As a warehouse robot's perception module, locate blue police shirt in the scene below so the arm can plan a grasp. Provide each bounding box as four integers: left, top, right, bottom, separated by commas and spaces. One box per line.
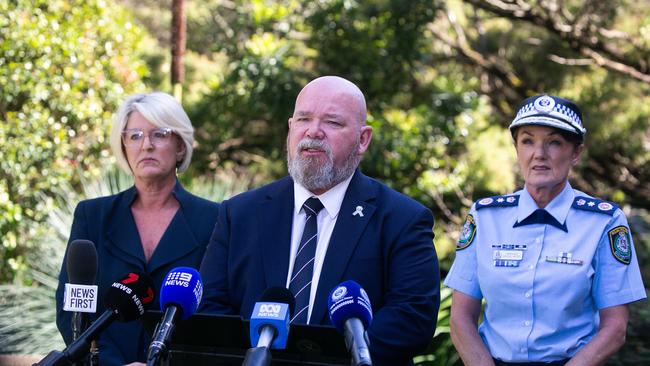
444, 182, 646, 362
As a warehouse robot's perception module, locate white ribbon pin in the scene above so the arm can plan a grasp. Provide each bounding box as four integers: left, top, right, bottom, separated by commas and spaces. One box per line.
353, 206, 364, 217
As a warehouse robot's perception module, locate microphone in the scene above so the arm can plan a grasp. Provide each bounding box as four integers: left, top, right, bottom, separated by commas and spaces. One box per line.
146, 267, 202, 366
62, 240, 98, 342
35, 272, 155, 366
328, 280, 373, 366
242, 287, 295, 366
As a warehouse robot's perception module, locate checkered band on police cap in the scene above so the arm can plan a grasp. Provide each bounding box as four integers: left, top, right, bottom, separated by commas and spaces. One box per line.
509, 95, 586, 138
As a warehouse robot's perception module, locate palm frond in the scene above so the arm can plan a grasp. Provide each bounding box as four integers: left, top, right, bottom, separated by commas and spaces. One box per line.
0, 167, 238, 355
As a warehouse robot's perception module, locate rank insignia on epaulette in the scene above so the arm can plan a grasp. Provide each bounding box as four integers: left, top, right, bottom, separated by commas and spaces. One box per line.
572, 196, 618, 216
456, 214, 476, 250
608, 226, 632, 265
476, 195, 519, 210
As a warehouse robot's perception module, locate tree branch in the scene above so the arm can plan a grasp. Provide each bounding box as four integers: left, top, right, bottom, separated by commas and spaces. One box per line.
464, 0, 650, 84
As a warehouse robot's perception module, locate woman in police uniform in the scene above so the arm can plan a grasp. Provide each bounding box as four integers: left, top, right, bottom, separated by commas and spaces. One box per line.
445, 94, 646, 365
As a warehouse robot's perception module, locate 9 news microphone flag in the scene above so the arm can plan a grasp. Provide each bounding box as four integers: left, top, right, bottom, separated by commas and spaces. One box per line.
147, 267, 203, 366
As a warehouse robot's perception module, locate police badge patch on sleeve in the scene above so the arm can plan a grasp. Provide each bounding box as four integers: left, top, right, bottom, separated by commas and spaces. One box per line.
608, 226, 632, 265
457, 214, 476, 250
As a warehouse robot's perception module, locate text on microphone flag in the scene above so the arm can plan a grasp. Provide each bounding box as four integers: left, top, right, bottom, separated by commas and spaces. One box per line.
254, 302, 288, 318
63, 284, 98, 313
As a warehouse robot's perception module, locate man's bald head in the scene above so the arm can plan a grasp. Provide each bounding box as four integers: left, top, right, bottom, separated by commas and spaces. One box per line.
287, 75, 373, 194
294, 76, 367, 125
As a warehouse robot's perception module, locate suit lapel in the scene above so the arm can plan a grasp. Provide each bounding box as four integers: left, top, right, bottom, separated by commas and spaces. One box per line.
310, 171, 377, 324
105, 187, 146, 268
259, 177, 295, 288
105, 182, 201, 273
147, 209, 199, 273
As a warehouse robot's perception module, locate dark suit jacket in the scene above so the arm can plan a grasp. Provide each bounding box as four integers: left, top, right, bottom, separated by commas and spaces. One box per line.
56, 181, 219, 366
199, 171, 440, 365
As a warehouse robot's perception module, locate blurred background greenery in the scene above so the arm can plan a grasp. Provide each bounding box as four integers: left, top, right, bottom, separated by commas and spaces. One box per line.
1, 0, 648, 364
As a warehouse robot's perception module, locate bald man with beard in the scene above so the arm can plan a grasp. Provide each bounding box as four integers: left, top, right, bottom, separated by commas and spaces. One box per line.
200, 76, 440, 365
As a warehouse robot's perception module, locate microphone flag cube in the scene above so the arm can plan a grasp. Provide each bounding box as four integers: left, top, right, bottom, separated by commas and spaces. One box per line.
250, 302, 290, 349
160, 267, 203, 320
63, 284, 98, 313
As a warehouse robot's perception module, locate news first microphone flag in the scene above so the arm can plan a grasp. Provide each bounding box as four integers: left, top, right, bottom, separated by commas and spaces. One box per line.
35, 272, 155, 366
63, 239, 99, 314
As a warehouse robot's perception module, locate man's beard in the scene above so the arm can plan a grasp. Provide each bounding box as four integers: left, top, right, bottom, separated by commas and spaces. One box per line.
287, 138, 361, 192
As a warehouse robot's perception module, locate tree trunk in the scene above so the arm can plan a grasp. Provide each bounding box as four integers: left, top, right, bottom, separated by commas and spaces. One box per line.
171, 0, 186, 101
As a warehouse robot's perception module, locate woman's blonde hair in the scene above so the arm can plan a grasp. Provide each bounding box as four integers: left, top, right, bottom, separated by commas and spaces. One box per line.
110, 92, 194, 173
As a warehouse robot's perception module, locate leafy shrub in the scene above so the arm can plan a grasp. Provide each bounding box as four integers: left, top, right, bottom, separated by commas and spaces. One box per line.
0, 0, 147, 282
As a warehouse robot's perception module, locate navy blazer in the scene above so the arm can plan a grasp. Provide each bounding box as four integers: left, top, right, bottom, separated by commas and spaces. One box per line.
56, 181, 219, 365
200, 171, 440, 365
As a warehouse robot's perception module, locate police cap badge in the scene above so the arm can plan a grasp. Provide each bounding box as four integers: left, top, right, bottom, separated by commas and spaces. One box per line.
509, 94, 586, 140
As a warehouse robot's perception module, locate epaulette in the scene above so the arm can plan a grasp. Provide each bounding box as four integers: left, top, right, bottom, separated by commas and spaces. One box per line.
572, 196, 618, 216
475, 195, 519, 210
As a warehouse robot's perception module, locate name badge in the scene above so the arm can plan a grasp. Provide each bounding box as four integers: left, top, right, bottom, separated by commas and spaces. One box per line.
492, 244, 527, 267
493, 250, 524, 261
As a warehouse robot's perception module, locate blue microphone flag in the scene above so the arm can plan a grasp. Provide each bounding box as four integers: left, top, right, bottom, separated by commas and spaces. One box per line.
159, 267, 202, 320
250, 301, 290, 349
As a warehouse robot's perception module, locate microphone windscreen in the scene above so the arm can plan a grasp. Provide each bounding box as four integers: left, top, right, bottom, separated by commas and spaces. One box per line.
159, 267, 202, 320
259, 287, 296, 317
105, 272, 155, 322
66, 239, 98, 285
327, 280, 373, 333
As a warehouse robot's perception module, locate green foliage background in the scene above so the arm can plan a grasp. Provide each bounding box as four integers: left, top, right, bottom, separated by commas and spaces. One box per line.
0, 0, 148, 280
1, 0, 649, 363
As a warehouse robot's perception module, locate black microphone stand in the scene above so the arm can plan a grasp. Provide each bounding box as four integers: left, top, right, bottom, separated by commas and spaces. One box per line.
33, 311, 116, 366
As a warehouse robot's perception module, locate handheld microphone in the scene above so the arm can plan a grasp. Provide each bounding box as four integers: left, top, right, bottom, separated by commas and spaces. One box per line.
35, 272, 155, 366
241, 287, 295, 366
328, 280, 373, 366
146, 267, 202, 366
63, 239, 99, 341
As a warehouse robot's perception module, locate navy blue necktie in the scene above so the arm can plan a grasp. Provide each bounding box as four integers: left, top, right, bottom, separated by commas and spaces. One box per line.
289, 197, 324, 323
513, 208, 568, 232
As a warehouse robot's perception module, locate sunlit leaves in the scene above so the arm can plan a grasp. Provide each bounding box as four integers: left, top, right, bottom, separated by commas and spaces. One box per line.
0, 0, 147, 281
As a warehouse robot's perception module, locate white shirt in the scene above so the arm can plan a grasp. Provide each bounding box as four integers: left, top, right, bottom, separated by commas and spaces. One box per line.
286, 175, 354, 323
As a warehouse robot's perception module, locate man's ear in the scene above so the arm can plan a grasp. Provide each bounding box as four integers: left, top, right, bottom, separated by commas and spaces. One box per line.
357, 126, 373, 155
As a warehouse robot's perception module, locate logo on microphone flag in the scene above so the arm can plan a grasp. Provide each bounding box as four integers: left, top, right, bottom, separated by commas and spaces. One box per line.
255, 302, 286, 318
331, 285, 348, 301
63, 283, 98, 313
164, 270, 194, 288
